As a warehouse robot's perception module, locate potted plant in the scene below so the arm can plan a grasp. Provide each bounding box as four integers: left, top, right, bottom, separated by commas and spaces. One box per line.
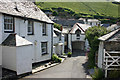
67, 52, 72, 57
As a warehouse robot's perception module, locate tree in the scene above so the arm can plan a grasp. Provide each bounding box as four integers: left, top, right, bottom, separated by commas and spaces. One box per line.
85, 26, 108, 68
54, 23, 61, 31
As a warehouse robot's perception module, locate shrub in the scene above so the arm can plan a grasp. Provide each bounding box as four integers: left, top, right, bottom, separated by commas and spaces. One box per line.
52, 54, 62, 63
92, 67, 104, 80
67, 52, 72, 57
63, 53, 66, 56
54, 23, 61, 31
108, 70, 120, 78
85, 26, 108, 68
52, 11, 58, 16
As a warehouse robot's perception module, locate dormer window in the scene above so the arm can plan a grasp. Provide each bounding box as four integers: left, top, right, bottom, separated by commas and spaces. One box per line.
28, 20, 34, 35
4, 15, 14, 33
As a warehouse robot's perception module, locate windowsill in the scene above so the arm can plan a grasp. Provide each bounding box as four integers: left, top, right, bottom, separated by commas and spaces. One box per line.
42, 34, 48, 36
42, 53, 49, 56
27, 33, 34, 35
4, 31, 14, 33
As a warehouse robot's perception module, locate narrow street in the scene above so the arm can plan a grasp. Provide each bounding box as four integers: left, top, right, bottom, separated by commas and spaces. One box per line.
24, 50, 89, 78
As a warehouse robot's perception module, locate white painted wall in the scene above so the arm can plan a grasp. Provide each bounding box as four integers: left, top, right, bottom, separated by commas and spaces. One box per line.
68, 34, 72, 50
85, 39, 89, 50
98, 41, 104, 68
68, 33, 89, 51
61, 36, 64, 53
0, 14, 2, 66
87, 21, 101, 27
2, 45, 33, 75
53, 34, 64, 55
0, 45, 2, 66
16, 45, 33, 75
2, 46, 17, 71
71, 34, 85, 41
53, 46, 56, 54
53, 37, 59, 45
1, 14, 52, 63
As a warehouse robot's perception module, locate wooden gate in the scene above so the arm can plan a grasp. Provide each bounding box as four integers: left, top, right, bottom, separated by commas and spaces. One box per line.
103, 49, 120, 77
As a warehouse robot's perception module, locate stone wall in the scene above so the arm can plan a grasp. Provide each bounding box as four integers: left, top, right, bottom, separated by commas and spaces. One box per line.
105, 41, 120, 51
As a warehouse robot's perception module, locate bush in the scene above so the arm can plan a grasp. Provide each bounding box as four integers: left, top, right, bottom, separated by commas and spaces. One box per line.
54, 23, 61, 31
85, 26, 108, 68
63, 53, 66, 56
52, 54, 62, 63
52, 11, 58, 16
108, 70, 120, 78
67, 52, 72, 57
92, 67, 104, 80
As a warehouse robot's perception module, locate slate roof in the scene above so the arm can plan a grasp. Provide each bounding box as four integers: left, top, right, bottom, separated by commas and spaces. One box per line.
62, 27, 71, 34
107, 24, 120, 31
98, 28, 120, 41
53, 19, 84, 27
70, 23, 91, 34
0, 1, 54, 24
2, 34, 33, 47
101, 24, 110, 28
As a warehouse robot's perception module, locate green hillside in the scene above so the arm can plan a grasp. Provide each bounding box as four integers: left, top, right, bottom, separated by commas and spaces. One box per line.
36, 2, 119, 17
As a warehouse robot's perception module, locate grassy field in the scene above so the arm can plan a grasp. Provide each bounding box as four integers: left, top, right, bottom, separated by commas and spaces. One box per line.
36, 2, 119, 17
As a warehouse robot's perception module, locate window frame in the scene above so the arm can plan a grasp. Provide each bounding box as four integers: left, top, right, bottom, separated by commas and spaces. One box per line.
75, 29, 81, 40
4, 15, 14, 33
42, 23, 47, 36
41, 42, 48, 55
27, 20, 34, 35
76, 33, 80, 40
90, 22, 92, 25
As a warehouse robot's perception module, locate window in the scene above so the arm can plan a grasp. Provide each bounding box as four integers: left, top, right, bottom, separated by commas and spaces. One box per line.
42, 23, 47, 35
41, 42, 47, 55
75, 29, 81, 40
76, 34, 80, 39
28, 20, 34, 35
4, 15, 14, 32
90, 22, 92, 25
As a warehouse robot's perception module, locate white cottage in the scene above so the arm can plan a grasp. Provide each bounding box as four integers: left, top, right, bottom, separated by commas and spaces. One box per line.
62, 23, 91, 52
53, 28, 64, 55
79, 18, 101, 27
0, 1, 54, 75
85, 19, 101, 27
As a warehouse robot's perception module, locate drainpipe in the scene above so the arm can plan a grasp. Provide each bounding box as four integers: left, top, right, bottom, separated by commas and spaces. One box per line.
51, 24, 53, 59
71, 33, 72, 52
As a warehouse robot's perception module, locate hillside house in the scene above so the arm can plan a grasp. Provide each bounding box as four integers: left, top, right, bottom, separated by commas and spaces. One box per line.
79, 18, 101, 27
98, 28, 120, 77
53, 19, 84, 28
62, 23, 91, 52
107, 22, 120, 31
53, 28, 64, 55
0, 1, 54, 75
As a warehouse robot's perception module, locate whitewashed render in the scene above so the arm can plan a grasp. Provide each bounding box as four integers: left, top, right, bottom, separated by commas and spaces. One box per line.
0, 1, 54, 75
86, 19, 101, 27
53, 28, 64, 55
1, 14, 53, 63
69, 23, 91, 51
0, 14, 2, 66
2, 34, 33, 75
